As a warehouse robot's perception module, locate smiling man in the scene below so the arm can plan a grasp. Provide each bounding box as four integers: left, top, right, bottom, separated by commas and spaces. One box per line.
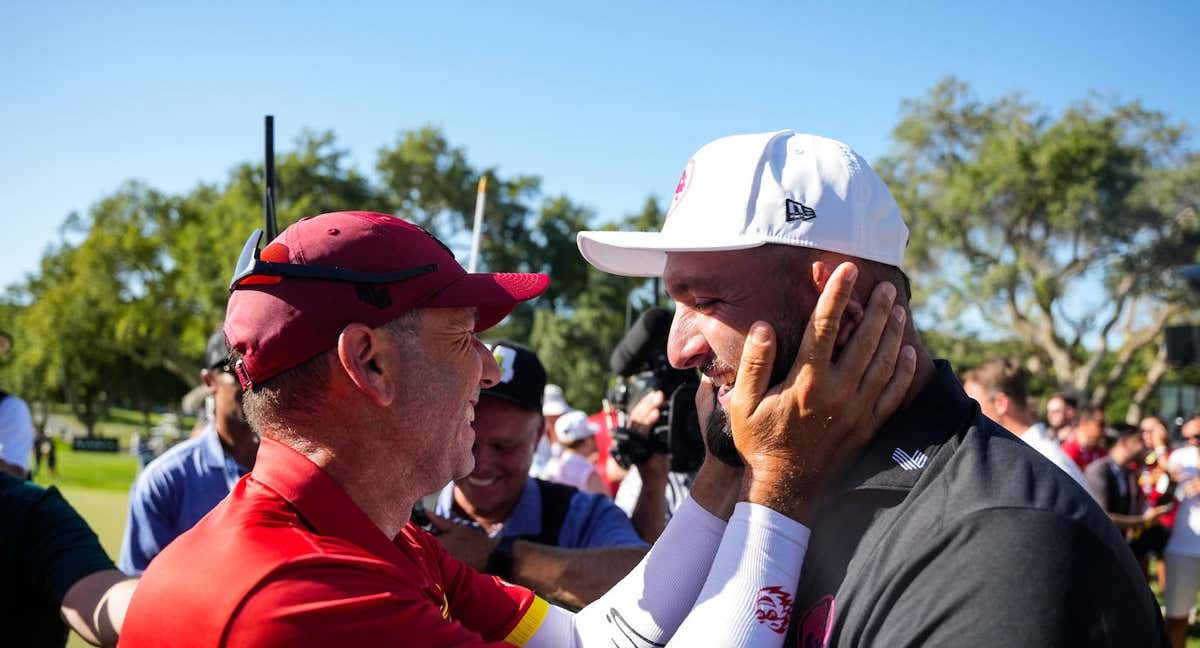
433, 341, 648, 608
118, 210, 915, 648
578, 130, 1167, 647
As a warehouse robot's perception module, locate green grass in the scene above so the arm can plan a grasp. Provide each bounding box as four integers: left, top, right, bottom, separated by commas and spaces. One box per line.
46, 403, 197, 448
34, 439, 139, 492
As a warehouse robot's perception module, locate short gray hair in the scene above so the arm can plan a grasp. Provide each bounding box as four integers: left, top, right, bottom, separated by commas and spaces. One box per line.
240, 310, 421, 436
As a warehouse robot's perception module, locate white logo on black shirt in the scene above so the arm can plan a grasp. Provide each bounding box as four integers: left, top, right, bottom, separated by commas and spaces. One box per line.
891, 448, 928, 471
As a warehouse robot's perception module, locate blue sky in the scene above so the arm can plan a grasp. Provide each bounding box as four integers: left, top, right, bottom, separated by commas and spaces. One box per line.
2, 1, 1197, 297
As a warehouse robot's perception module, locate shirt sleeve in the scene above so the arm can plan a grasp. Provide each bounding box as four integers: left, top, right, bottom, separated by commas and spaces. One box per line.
119, 467, 180, 573
564, 492, 649, 549
0, 397, 35, 470
427, 528, 548, 643
19, 485, 116, 608
859, 508, 1167, 648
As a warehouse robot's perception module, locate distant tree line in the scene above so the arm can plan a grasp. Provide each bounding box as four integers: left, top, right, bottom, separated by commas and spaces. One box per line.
1, 78, 1197, 434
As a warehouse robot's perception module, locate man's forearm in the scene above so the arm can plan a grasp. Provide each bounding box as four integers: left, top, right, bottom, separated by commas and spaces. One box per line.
0, 458, 29, 478
512, 543, 647, 608
61, 569, 138, 647
630, 457, 669, 542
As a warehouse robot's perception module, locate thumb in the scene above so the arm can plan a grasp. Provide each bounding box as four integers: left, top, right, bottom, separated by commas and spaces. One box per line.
731, 321, 776, 420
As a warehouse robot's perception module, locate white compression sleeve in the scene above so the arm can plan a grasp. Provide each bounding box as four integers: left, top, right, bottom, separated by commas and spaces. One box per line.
668, 502, 810, 646
527, 495, 725, 647
526, 501, 810, 648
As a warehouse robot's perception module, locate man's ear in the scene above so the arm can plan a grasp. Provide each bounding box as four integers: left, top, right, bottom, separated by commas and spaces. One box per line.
337, 323, 394, 408
993, 392, 1011, 418
200, 369, 217, 394
811, 260, 865, 350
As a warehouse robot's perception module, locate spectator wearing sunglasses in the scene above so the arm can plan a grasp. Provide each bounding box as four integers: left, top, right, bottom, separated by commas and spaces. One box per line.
118, 326, 257, 574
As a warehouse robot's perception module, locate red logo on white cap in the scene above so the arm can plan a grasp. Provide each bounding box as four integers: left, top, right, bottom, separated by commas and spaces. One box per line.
666, 158, 695, 220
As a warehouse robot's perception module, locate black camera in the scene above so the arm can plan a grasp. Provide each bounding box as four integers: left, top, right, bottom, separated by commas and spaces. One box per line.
608, 308, 705, 474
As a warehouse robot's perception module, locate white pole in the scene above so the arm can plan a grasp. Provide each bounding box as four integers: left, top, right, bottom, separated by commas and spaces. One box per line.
468, 176, 488, 273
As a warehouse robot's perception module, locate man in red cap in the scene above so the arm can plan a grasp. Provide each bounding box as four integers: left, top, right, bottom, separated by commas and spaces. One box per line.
119, 211, 911, 647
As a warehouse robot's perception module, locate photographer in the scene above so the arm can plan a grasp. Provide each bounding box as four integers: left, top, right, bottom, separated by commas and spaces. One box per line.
607, 309, 704, 543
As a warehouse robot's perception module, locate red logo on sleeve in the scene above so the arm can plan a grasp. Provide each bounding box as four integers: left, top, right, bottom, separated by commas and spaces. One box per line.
754, 586, 794, 634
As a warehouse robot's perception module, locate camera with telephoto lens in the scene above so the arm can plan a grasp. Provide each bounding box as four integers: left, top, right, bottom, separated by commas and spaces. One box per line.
607, 308, 705, 474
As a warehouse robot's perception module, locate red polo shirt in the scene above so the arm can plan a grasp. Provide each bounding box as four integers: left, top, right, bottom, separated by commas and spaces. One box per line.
119, 437, 547, 647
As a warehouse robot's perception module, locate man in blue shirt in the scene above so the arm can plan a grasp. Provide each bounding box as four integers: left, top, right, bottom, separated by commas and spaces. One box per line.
432, 342, 655, 608
119, 326, 259, 573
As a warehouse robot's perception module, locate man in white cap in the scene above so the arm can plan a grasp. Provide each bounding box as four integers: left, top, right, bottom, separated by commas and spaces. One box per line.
530, 384, 569, 478
578, 131, 1166, 646
544, 410, 607, 495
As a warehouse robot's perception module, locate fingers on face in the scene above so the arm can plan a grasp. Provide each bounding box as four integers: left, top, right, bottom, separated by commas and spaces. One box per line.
798, 262, 859, 371
732, 321, 777, 416
837, 281, 898, 380
872, 345, 917, 425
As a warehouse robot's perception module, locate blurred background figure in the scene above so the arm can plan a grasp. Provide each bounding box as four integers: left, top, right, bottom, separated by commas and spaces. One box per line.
1086, 425, 1172, 572
532, 384, 569, 478
118, 326, 257, 573
1063, 405, 1108, 470
0, 331, 35, 479
1046, 393, 1079, 444
1165, 416, 1200, 648
961, 359, 1088, 491
1139, 415, 1176, 592
544, 409, 607, 495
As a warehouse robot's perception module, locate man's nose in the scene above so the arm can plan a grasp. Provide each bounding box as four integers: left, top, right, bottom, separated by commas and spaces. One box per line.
667, 307, 709, 370
477, 340, 500, 388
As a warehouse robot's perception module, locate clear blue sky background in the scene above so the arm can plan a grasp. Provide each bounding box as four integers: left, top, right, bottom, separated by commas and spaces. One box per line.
2, 2, 1197, 294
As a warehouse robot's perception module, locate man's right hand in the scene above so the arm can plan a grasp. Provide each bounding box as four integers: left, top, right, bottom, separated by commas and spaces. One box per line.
729, 262, 916, 525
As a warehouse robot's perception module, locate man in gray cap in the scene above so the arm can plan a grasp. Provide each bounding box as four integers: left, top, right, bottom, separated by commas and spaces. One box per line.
118, 325, 258, 573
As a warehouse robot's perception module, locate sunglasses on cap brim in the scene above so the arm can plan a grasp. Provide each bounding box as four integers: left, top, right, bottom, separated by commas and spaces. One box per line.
229, 229, 439, 290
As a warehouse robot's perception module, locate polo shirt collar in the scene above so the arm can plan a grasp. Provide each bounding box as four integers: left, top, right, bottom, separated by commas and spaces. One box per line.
837, 359, 975, 493
199, 421, 228, 470
438, 478, 543, 539
251, 436, 402, 561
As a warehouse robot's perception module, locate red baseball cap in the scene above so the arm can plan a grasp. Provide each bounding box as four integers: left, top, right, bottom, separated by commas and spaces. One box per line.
224, 211, 548, 389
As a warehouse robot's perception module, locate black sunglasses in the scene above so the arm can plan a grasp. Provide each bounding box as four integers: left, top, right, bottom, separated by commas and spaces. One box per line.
229, 229, 439, 290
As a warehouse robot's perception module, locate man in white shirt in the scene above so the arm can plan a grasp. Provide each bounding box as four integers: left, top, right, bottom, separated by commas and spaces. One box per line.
544, 410, 608, 496
961, 359, 1089, 492
1166, 417, 1200, 648
0, 388, 35, 479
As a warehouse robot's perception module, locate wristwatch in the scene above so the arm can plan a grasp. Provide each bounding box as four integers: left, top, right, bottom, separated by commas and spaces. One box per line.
485, 536, 517, 580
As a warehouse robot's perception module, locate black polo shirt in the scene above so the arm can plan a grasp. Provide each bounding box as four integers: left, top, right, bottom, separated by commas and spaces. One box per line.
786, 360, 1166, 647
1, 473, 116, 647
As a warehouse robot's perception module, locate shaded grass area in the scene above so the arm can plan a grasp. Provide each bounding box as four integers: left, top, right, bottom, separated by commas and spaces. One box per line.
46, 403, 197, 447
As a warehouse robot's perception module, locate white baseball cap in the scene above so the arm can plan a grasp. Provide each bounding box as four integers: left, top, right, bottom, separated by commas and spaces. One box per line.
576, 130, 908, 277
554, 409, 597, 444
543, 384, 570, 417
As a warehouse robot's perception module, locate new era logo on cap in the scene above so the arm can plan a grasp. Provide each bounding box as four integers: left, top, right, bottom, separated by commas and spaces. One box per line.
576, 130, 910, 278
785, 198, 816, 222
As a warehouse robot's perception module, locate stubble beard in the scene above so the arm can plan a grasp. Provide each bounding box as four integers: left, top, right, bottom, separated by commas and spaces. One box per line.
705, 310, 806, 468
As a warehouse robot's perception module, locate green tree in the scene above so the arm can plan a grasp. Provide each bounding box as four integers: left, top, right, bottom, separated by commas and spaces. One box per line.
879, 78, 1200, 418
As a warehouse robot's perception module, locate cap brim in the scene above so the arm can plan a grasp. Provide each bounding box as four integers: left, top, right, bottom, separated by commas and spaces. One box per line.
424, 272, 549, 331
576, 231, 764, 277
